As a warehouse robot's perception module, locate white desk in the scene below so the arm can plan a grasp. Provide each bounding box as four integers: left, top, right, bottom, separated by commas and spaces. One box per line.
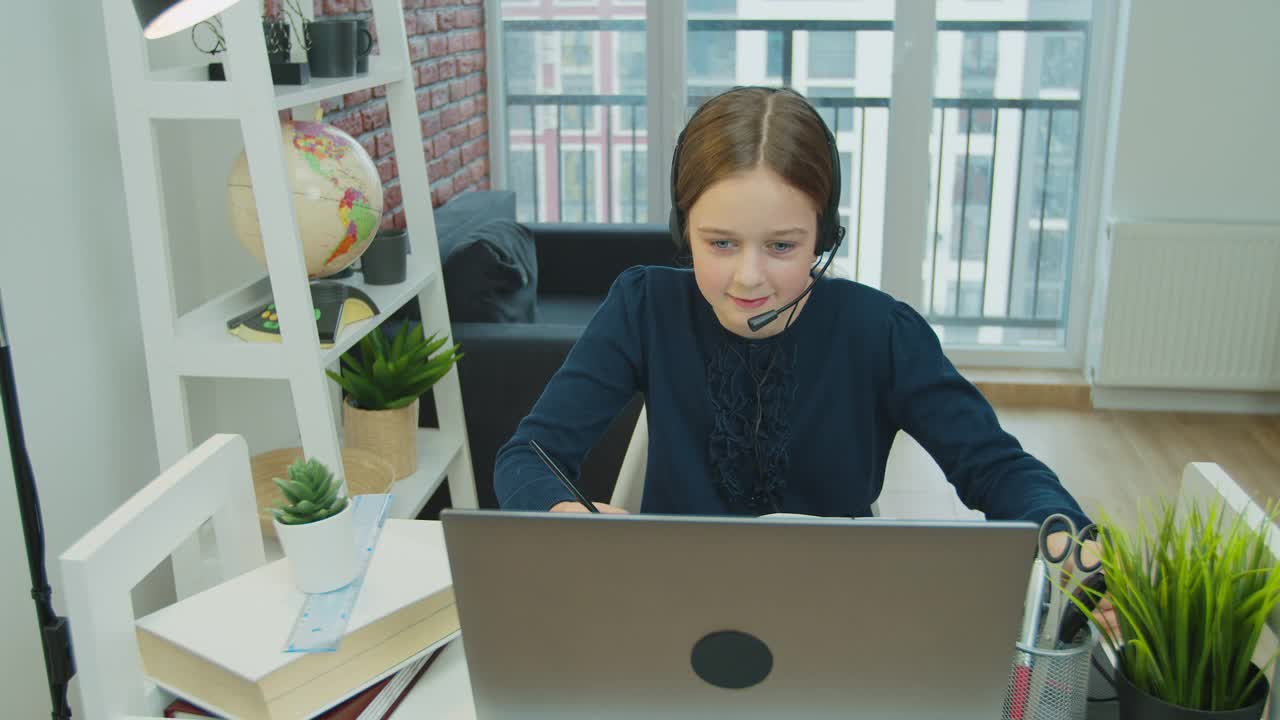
391, 641, 476, 719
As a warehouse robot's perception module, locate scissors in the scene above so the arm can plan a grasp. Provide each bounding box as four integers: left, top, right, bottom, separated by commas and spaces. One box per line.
1036, 513, 1103, 648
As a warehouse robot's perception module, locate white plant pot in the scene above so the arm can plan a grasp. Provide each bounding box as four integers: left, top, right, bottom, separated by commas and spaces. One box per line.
272, 502, 358, 594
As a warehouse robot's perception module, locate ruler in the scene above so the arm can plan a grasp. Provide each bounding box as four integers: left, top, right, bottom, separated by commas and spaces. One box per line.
284, 493, 393, 653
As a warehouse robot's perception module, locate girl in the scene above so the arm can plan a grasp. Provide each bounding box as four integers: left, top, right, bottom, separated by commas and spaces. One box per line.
493, 86, 1090, 531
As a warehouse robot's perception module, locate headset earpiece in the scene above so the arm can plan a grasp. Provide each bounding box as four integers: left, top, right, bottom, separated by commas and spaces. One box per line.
669, 206, 683, 251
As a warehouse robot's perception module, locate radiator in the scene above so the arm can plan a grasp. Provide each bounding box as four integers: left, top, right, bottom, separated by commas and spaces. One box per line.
1094, 221, 1280, 391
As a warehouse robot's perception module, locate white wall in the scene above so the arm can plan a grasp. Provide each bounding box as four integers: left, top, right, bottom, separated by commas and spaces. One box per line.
0, 2, 173, 716
1108, 0, 1280, 223
1085, 0, 1280, 403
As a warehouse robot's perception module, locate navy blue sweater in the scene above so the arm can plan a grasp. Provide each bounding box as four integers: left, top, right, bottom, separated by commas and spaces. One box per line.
495, 266, 1088, 527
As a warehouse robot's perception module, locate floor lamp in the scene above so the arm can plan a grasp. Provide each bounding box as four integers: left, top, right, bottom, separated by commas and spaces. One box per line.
1, 291, 75, 719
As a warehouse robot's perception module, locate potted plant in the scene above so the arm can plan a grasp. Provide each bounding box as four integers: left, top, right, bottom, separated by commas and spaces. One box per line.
270, 458, 357, 593
327, 322, 462, 480
1075, 498, 1280, 720
195, 0, 312, 84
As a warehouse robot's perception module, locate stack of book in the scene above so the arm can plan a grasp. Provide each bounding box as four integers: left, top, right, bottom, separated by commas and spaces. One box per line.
135, 520, 458, 720
164, 643, 448, 719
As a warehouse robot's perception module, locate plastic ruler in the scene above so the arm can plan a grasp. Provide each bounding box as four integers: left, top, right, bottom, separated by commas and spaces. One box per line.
284, 492, 392, 653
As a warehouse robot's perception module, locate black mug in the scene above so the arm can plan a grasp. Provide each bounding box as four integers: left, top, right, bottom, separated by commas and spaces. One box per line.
360, 228, 409, 285
355, 18, 374, 73
306, 19, 358, 78
263, 20, 291, 64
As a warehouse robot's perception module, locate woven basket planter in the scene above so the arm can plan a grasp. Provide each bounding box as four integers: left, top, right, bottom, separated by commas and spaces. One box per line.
342, 397, 419, 480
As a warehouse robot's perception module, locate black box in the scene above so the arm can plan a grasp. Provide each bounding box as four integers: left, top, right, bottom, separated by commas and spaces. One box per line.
207, 62, 310, 86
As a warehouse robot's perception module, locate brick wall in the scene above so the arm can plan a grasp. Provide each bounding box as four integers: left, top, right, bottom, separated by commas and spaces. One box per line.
272, 0, 490, 229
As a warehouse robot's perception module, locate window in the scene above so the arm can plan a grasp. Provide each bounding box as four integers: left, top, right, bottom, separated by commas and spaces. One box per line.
808, 86, 856, 141
1028, 111, 1077, 220
958, 32, 997, 133
562, 31, 592, 70
836, 151, 855, 258
508, 148, 538, 222
560, 148, 599, 222
560, 32, 598, 132
613, 31, 647, 132
959, 281, 984, 317
1040, 35, 1084, 91
496, 0, 1104, 356
947, 153, 992, 263
506, 32, 537, 130
500, 2, 646, 225
838, 152, 854, 209
1033, 286, 1061, 320
507, 32, 536, 95
1029, 229, 1067, 282
807, 31, 855, 81
616, 31, 645, 94
926, 5, 1096, 350
949, 206, 990, 262
953, 154, 992, 205
616, 148, 648, 223
960, 32, 997, 92
688, 31, 737, 95
943, 280, 985, 317
687, 0, 737, 94
766, 31, 785, 80
688, 0, 735, 15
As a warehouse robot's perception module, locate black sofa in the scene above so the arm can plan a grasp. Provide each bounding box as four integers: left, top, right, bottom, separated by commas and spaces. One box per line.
412, 191, 681, 510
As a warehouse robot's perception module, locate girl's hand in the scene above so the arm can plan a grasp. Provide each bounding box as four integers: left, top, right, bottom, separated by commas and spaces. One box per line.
1044, 531, 1121, 641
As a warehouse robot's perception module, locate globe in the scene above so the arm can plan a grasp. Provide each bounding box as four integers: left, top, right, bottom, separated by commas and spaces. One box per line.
227, 120, 384, 279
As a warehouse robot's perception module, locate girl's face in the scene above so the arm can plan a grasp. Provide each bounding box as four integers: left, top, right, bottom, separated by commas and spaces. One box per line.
688, 166, 820, 338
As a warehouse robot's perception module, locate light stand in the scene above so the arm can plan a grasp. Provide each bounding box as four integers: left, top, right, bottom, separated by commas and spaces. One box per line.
0, 292, 75, 720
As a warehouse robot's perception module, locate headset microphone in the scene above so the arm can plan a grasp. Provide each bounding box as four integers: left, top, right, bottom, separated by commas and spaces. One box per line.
747, 228, 844, 333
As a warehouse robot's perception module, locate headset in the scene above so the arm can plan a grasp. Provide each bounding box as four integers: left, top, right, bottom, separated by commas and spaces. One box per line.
668, 87, 847, 332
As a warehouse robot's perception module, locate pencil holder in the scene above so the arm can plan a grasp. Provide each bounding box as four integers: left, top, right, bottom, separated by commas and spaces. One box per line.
1001, 627, 1096, 720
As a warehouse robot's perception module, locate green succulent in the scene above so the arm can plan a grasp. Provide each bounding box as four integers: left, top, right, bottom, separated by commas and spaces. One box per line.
271, 458, 348, 526
326, 322, 463, 411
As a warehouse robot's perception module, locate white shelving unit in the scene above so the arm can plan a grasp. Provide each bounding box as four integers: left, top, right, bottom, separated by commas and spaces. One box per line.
100, 0, 477, 596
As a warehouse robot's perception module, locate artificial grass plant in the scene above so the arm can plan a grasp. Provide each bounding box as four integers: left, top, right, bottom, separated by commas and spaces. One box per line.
1075, 497, 1280, 711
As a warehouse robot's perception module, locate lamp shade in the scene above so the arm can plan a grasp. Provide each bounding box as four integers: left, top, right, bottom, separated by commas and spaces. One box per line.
133, 0, 244, 39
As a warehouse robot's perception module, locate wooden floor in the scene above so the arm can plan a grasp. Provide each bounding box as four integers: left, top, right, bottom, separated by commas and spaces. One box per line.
879, 406, 1280, 531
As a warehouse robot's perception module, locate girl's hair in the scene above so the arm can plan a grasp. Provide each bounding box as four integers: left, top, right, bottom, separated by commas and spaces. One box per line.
673, 87, 834, 247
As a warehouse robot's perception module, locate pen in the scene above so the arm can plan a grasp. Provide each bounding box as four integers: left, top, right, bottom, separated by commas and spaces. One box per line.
529, 439, 599, 513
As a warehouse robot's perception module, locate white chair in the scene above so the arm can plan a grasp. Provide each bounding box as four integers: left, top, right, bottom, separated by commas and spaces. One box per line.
60, 434, 266, 719
607, 404, 881, 516
1177, 461, 1280, 720
610, 405, 648, 512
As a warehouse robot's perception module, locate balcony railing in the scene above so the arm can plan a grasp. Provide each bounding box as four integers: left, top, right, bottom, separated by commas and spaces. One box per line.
501, 17, 1088, 334
506, 92, 647, 223
927, 97, 1082, 331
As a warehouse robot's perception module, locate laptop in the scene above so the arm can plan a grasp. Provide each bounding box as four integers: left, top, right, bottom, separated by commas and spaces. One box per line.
440, 510, 1038, 720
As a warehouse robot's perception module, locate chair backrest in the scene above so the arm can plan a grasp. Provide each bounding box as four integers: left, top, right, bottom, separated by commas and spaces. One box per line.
60, 434, 266, 720
610, 404, 648, 512
1177, 461, 1280, 719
